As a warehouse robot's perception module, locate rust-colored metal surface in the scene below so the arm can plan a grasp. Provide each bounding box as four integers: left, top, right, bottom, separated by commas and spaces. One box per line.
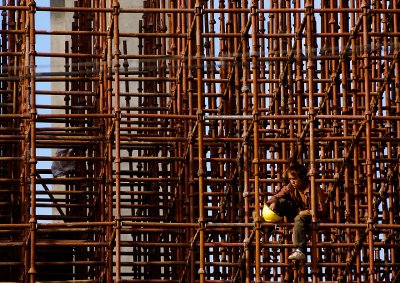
1, 0, 400, 282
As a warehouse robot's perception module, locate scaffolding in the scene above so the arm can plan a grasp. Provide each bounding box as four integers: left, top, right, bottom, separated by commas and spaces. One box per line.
1, 0, 400, 282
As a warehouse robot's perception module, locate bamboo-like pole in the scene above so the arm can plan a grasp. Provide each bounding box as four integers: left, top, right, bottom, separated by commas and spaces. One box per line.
26, 1, 37, 282
361, 1, 375, 283
241, 0, 251, 281
249, 1, 262, 282
111, 0, 122, 281
195, 1, 205, 283
305, 1, 319, 283
105, 0, 114, 281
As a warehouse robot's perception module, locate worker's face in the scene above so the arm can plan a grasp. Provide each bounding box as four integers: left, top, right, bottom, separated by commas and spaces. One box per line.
288, 172, 305, 190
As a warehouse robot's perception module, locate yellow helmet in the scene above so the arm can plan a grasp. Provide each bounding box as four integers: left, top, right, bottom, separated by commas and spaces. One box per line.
262, 204, 282, 223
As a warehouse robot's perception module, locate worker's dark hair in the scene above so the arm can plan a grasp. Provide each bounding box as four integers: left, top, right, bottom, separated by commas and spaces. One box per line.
283, 163, 308, 184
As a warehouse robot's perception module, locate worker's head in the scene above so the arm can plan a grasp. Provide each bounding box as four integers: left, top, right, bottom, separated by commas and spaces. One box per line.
284, 163, 308, 189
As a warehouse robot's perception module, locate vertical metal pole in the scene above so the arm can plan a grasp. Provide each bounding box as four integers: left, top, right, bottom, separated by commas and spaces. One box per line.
305, 1, 318, 282
195, 1, 205, 282
112, 0, 122, 281
391, 1, 400, 280
16, 5, 29, 282
186, 0, 196, 280
27, 1, 37, 282
361, 1, 375, 283
95, 0, 107, 280
105, 0, 114, 280
249, 0, 261, 281
349, 1, 362, 281
241, 1, 251, 280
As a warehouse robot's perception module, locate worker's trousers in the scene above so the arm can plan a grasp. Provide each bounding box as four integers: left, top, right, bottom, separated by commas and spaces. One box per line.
275, 198, 312, 253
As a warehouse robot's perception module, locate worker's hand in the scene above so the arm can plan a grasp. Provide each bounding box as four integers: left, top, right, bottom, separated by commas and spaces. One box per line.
299, 209, 310, 216
252, 210, 258, 220
268, 202, 276, 212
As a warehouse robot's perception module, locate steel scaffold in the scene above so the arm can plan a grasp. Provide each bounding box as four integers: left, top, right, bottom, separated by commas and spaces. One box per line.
0, 0, 400, 282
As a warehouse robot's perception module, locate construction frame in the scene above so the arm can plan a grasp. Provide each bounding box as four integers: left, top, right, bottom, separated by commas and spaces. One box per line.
1, 0, 400, 282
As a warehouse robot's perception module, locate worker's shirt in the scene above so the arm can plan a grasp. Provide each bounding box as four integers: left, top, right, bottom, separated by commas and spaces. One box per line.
297, 189, 307, 208
267, 183, 327, 218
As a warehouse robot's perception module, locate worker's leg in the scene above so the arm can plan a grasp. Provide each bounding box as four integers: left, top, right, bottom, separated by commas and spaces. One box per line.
287, 212, 312, 260
293, 212, 312, 253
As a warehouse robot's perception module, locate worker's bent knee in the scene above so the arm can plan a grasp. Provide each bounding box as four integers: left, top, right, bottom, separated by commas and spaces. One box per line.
294, 213, 311, 224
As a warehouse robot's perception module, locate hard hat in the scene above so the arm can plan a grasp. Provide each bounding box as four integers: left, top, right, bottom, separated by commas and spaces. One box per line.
262, 204, 282, 223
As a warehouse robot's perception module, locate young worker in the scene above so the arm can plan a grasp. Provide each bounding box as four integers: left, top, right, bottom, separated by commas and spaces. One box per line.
265, 163, 327, 260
